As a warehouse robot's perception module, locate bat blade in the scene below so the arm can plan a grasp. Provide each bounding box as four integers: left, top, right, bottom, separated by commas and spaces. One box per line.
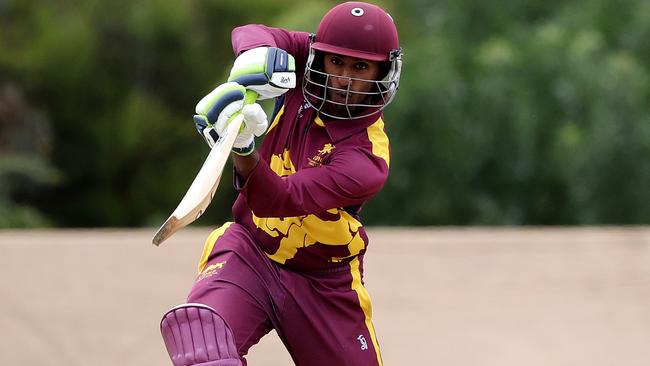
152, 114, 244, 246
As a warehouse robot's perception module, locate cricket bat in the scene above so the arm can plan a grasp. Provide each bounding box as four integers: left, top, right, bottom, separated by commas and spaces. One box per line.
152, 91, 257, 246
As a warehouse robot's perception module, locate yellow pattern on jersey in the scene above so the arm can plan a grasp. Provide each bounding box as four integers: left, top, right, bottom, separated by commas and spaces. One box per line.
267, 105, 285, 133
367, 117, 389, 167
252, 147, 365, 264
314, 115, 325, 127
269, 149, 296, 176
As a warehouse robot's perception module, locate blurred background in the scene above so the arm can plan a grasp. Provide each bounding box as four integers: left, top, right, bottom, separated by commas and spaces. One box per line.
2, 1, 650, 365
2, 0, 649, 229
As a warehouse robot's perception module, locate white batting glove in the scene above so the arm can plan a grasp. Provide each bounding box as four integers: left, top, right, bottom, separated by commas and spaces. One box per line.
194, 82, 246, 148
228, 47, 296, 100
241, 103, 269, 138
213, 101, 268, 155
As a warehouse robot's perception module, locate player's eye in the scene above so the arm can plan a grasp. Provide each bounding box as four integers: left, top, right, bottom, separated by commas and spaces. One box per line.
355, 62, 369, 70
330, 56, 343, 66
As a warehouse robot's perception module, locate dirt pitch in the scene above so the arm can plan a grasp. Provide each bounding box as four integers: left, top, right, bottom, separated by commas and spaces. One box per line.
1, 227, 650, 365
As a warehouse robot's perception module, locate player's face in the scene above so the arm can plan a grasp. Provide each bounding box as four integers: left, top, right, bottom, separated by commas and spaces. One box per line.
323, 53, 381, 107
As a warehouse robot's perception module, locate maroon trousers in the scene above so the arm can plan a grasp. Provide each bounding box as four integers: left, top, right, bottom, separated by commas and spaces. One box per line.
187, 223, 383, 366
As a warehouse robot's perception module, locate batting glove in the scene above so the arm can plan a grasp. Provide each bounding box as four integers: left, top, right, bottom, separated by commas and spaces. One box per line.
213, 101, 268, 155
193, 82, 246, 148
193, 82, 267, 155
228, 47, 296, 100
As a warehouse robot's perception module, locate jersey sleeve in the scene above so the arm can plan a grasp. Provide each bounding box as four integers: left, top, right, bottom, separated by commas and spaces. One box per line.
237, 147, 389, 218
231, 24, 310, 70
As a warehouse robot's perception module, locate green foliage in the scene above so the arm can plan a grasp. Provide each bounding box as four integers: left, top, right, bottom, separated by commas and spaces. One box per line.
365, 0, 650, 225
0, 0, 287, 227
1, 0, 649, 227
0, 154, 60, 227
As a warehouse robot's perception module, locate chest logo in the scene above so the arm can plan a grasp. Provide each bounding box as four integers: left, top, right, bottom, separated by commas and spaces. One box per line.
308, 143, 335, 167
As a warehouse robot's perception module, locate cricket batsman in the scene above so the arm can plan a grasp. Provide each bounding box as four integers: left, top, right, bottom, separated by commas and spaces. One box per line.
160, 2, 403, 365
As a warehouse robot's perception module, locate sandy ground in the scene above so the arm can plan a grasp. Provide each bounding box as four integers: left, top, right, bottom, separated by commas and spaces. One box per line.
1, 227, 650, 365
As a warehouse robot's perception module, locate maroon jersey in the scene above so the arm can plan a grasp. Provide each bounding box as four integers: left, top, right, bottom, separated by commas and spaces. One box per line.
231, 25, 390, 270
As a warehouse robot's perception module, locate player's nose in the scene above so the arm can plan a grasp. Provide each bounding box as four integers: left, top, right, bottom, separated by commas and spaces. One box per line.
335, 70, 352, 88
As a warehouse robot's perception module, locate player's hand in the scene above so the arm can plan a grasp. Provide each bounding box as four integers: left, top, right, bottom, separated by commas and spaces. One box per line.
213, 101, 268, 155
193, 82, 267, 155
193, 82, 246, 148
228, 47, 296, 100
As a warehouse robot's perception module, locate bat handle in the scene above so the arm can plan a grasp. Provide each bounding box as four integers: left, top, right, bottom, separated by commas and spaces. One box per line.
233, 90, 259, 133
243, 90, 259, 105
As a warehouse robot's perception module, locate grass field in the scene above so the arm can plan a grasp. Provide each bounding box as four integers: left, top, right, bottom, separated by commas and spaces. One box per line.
1, 227, 649, 365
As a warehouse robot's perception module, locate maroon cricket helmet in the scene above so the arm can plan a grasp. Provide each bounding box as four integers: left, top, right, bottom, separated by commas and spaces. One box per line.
303, 2, 403, 119
311, 1, 400, 62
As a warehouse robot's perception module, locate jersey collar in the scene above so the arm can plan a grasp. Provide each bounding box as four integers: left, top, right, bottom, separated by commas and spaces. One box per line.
317, 113, 383, 142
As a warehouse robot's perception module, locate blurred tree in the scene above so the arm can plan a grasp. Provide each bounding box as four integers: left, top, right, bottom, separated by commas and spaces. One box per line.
364, 0, 650, 225
0, 0, 649, 227
0, 83, 60, 227
0, 0, 295, 227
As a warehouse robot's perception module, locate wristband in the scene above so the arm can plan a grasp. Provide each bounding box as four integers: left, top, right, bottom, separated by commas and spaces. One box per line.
232, 140, 255, 156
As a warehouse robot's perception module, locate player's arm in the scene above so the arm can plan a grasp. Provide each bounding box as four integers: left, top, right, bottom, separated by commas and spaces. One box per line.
193, 26, 305, 181
236, 146, 390, 218
231, 24, 310, 68
232, 149, 260, 178
193, 46, 296, 153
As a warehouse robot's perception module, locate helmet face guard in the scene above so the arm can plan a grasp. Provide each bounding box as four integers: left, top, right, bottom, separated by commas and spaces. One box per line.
303, 47, 402, 119
302, 2, 402, 120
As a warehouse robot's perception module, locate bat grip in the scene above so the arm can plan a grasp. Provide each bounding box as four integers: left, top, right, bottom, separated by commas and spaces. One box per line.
243, 90, 259, 105
226, 90, 259, 132
232, 90, 259, 133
